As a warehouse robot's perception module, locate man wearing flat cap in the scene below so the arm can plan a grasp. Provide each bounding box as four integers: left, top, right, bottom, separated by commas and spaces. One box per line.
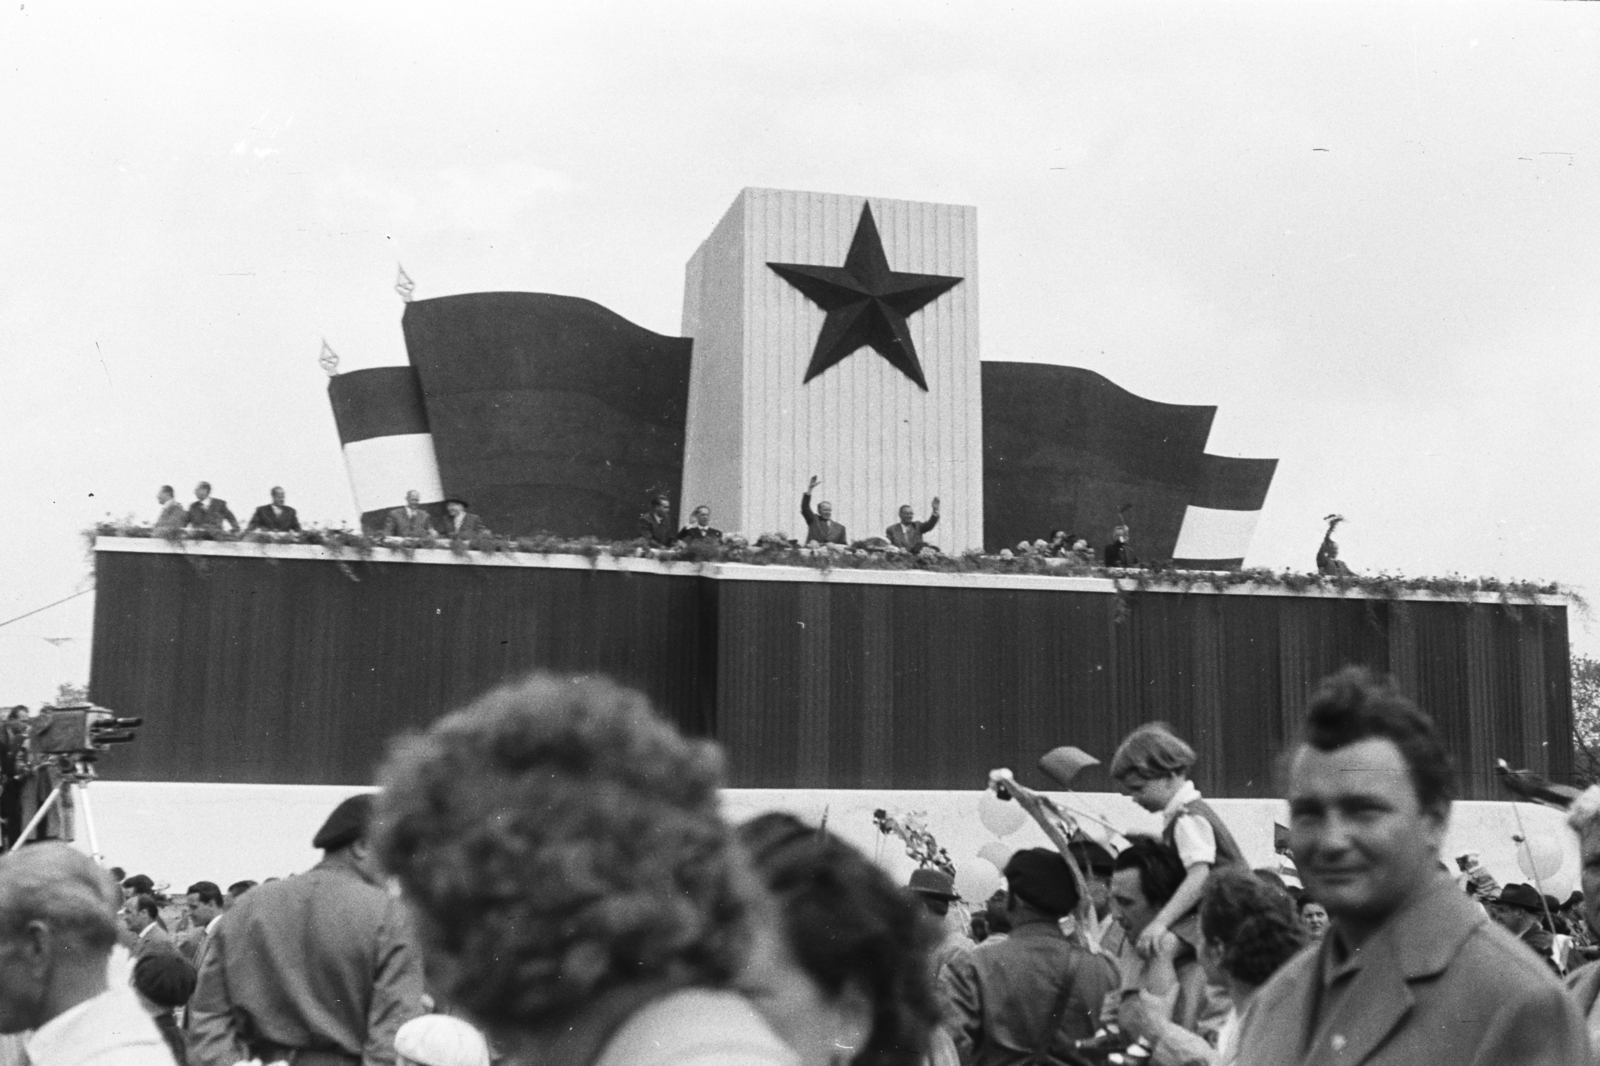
189, 794, 427, 1066
940, 848, 1118, 1066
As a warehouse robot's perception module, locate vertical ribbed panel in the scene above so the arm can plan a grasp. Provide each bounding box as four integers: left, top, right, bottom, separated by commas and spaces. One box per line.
681, 195, 747, 529
682, 188, 983, 550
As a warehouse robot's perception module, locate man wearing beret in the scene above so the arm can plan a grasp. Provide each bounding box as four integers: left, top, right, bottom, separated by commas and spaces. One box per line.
189, 794, 427, 1066
940, 848, 1118, 1066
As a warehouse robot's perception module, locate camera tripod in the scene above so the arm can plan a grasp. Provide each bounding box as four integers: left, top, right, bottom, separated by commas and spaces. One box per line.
4, 757, 102, 861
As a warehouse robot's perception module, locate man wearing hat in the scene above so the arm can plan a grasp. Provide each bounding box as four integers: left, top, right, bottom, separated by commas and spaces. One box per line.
940, 848, 1118, 1066
1488, 883, 1563, 975
908, 867, 970, 977
440, 496, 485, 539
189, 794, 427, 1066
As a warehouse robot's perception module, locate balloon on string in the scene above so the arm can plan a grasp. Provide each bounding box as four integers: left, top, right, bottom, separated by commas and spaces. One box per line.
978, 840, 1016, 871
954, 861, 1001, 904
1516, 834, 1564, 882
977, 790, 1028, 838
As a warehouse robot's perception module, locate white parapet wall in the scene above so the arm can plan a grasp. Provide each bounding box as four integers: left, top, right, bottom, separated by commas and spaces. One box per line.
78, 782, 1579, 903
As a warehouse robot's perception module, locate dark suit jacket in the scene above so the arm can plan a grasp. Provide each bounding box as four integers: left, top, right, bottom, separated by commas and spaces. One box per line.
886, 514, 938, 552
1234, 873, 1587, 1066
442, 512, 486, 539
678, 525, 723, 544
247, 504, 301, 532
800, 493, 847, 545
187, 499, 239, 532
639, 511, 675, 547
1104, 540, 1137, 567
383, 507, 436, 538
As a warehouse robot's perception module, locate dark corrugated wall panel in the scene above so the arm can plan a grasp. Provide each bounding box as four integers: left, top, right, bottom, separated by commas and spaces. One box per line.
90, 552, 715, 784
91, 550, 1573, 797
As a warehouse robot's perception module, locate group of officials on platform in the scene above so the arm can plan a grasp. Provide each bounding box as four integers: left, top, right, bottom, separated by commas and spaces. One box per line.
638, 475, 942, 553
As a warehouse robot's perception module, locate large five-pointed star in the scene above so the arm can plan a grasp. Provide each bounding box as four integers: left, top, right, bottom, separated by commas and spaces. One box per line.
767, 204, 963, 392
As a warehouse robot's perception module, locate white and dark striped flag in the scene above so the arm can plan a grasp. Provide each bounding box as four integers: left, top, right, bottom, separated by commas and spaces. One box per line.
1170, 454, 1278, 570
326, 367, 444, 528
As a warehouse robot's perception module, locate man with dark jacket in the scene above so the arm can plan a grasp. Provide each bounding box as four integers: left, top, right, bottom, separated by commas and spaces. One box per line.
187, 482, 239, 532
800, 476, 847, 545
247, 487, 301, 532
941, 849, 1118, 1066
886, 498, 939, 552
188, 794, 427, 1066
384, 490, 436, 538
638, 494, 675, 547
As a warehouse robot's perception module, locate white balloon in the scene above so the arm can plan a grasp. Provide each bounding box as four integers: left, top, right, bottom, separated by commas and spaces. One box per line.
1517, 835, 1564, 882
977, 790, 1029, 838
978, 840, 1016, 871
954, 862, 1001, 904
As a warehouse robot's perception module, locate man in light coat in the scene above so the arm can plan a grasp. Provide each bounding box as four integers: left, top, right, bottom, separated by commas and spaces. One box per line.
1233, 666, 1586, 1066
188, 794, 426, 1066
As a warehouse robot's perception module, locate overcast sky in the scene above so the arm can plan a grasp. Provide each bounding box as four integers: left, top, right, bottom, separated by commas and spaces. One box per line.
3, 2, 1598, 703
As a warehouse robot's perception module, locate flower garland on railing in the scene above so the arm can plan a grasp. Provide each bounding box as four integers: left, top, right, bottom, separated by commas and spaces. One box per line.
85, 519, 1580, 610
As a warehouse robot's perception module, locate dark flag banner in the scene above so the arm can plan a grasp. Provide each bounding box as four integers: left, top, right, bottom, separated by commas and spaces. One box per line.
326, 366, 444, 530
980, 363, 1275, 566
401, 293, 693, 540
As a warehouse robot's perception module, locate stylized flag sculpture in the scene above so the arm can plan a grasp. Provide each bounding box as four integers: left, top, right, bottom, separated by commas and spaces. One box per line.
325, 362, 444, 530
324, 187, 1277, 566
982, 364, 1275, 566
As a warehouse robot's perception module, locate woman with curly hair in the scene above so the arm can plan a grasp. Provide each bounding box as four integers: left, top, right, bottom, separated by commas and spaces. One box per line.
735, 812, 944, 1066
1133, 867, 1308, 1066
372, 673, 798, 1066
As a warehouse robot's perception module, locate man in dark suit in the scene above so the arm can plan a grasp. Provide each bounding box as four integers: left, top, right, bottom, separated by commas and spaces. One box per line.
1103, 524, 1137, 567
638, 494, 674, 547
676, 505, 722, 544
800, 475, 847, 545
187, 482, 239, 533
886, 498, 939, 552
383, 490, 436, 538
1233, 667, 1586, 1066
246, 487, 301, 532
441, 496, 486, 539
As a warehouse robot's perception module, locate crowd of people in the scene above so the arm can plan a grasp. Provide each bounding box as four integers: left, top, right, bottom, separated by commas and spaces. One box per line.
6, 667, 1597, 1066
637, 478, 947, 557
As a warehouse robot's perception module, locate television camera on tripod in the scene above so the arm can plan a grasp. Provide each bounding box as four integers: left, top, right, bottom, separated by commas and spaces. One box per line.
0, 702, 141, 857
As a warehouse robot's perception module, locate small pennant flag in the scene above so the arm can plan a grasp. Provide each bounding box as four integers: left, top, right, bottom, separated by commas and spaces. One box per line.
396, 264, 416, 303
319, 339, 340, 377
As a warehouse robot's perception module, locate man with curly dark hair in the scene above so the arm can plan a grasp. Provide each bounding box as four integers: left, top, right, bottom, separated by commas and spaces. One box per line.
736, 811, 943, 1066
372, 673, 797, 1066
1233, 666, 1586, 1066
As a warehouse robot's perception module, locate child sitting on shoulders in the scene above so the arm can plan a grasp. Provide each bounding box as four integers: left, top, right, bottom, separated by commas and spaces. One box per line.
1110, 722, 1245, 958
